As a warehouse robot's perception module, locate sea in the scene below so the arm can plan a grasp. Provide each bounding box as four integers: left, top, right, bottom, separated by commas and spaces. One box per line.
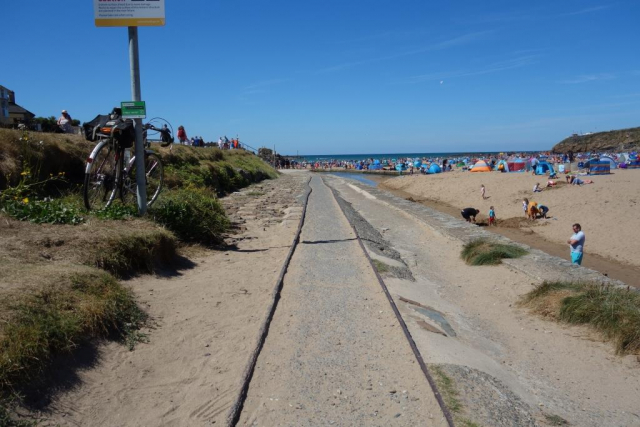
298, 151, 538, 162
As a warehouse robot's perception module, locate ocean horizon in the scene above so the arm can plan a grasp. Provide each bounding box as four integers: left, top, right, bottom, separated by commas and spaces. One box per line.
293, 151, 540, 162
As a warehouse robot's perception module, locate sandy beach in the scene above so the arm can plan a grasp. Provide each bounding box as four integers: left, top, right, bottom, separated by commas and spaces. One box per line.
380, 168, 640, 272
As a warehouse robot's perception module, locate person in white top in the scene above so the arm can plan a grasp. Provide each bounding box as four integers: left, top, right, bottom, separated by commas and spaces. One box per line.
57, 110, 73, 133
567, 223, 586, 265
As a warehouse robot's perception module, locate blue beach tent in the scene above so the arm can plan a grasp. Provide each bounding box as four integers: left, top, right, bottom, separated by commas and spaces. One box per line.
428, 164, 442, 174
535, 161, 555, 175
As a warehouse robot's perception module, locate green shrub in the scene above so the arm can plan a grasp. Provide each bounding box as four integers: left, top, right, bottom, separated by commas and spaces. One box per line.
93, 201, 139, 220
461, 239, 527, 266
151, 188, 229, 244
0, 198, 84, 225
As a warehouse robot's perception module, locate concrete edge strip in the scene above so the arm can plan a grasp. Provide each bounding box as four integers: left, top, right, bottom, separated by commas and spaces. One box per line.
323, 177, 456, 427
227, 176, 313, 427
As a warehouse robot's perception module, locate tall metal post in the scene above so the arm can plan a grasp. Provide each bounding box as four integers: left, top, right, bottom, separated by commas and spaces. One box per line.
128, 26, 147, 215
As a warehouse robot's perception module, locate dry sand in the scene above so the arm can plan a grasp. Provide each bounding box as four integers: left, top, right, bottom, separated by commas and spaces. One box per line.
380, 169, 640, 269
41, 174, 308, 426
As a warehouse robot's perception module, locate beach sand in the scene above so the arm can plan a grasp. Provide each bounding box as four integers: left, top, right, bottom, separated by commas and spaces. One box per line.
380, 168, 640, 271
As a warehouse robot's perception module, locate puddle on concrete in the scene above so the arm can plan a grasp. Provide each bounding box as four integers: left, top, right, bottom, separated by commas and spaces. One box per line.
416, 319, 447, 336
412, 307, 457, 337
328, 172, 379, 187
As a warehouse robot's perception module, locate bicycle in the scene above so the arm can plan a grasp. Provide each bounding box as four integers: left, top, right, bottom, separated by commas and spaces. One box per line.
82, 109, 173, 211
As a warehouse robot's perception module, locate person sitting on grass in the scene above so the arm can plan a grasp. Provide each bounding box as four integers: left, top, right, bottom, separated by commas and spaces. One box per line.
461, 208, 480, 223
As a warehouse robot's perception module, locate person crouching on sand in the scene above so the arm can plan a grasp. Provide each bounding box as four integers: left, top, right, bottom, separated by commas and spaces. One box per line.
461, 208, 480, 223
488, 206, 496, 226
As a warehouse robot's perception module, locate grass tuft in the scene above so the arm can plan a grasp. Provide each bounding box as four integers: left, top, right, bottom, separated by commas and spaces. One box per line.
0, 272, 146, 391
461, 239, 527, 266
521, 281, 640, 354
430, 365, 480, 427
544, 413, 570, 425
371, 259, 391, 274
89, 229, 177, 277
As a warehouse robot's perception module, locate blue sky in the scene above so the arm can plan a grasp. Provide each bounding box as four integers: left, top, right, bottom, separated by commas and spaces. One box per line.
5, 1, 639, 154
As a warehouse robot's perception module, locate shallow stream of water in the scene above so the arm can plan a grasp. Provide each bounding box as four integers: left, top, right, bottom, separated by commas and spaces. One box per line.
327, 172, 379, 187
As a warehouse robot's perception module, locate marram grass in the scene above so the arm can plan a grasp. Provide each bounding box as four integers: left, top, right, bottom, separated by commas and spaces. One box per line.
461, 239, 527, 266
521, 281, 640, 355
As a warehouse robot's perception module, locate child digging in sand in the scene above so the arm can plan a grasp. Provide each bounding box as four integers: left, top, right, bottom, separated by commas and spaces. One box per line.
489, 206, 496, 226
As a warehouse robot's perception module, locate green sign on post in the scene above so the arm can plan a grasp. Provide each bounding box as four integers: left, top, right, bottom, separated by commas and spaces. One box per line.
121, 101, 146, 119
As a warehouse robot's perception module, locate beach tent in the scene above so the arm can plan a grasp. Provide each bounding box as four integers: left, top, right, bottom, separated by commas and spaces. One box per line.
470, 160, 491, 172
599, 156, 617, 169
507, 158, 526, 172
427, 164, 442, 174
495, 159, 510, 172
618, 154, 628, 164
582, 158, 599, 169
395, 163, 407, 171
414, 160, 422, 168
368, 164, 382, 170
535, 161, 555, 175
589, 160, 610, 175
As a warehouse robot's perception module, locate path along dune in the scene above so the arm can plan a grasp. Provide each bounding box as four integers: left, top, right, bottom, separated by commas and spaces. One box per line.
380, 168, 640, 269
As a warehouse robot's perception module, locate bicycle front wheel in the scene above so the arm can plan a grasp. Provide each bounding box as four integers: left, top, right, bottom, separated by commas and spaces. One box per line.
123, 152, 164, 207
83, 140, 119, 211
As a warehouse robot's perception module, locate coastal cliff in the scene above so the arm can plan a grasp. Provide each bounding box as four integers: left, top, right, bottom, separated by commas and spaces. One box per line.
552, 126, 640, 153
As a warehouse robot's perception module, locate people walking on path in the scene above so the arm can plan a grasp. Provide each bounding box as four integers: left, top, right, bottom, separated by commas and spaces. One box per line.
57, 110, 74, 133
177, 125, 188, 145
568, 223, 585, 265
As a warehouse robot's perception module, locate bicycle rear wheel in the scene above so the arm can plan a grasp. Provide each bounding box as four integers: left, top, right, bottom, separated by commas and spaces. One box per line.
122, 152, 164, 207
83, 140, 119, 210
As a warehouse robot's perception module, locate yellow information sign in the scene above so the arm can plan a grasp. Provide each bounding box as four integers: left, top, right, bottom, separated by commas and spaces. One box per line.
94, 0, 165, 27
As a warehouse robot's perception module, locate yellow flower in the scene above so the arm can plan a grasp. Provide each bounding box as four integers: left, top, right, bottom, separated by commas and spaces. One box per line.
21, 171, 27, 176
22, 197, 29, 204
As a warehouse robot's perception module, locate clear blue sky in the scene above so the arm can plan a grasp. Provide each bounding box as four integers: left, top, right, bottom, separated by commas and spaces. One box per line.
5, 1, 639, 154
